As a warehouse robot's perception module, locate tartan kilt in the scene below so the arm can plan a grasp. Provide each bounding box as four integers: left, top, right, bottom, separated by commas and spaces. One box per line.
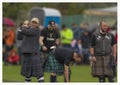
21, 53, 43, 78
91, 55, 113, 77
44, 52, 64, 75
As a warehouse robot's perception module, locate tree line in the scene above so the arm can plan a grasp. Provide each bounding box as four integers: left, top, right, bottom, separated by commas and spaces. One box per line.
3, 3, 116, 21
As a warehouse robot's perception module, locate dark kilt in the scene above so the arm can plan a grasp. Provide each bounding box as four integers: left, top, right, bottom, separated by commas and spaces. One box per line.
21, 53, 43, 78
44, 52, 64, 75
91, 55, 114, 77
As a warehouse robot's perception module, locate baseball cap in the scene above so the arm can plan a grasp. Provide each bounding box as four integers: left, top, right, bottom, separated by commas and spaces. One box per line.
31, 17, 39, 24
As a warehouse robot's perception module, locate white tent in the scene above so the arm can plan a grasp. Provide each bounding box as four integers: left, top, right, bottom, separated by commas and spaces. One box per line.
42, 7, 61, 16
84, 6, 117, 16
93, 6, 117, 13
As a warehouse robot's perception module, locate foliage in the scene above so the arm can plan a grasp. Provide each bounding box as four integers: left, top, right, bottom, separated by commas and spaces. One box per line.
3, 3, 117, 21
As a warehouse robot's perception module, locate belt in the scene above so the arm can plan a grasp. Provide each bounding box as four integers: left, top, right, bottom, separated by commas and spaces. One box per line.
95, 53, 111, 56
32, 52, 37, 55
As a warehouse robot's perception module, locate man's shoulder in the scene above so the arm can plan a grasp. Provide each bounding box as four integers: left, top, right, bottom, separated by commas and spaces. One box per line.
107, 32, 114, 38
107, 31, 113, 35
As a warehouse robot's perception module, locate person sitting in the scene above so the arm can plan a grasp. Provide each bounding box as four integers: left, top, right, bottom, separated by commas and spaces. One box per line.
7, 50, 19, 65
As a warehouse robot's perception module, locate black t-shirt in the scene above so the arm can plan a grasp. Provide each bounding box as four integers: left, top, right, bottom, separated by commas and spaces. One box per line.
40, 28, 60, 52
90, 32, 116, 47
55, 48, 74, 66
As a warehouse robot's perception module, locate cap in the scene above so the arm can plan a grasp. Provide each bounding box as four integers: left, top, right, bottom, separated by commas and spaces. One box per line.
31, 17, 39, 24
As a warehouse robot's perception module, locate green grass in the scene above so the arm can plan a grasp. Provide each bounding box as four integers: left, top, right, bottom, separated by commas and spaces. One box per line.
3, 65, 117, 82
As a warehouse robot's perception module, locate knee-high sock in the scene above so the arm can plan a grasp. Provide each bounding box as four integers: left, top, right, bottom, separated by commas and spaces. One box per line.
38, 76, 44, 82
25, 77, 31, 82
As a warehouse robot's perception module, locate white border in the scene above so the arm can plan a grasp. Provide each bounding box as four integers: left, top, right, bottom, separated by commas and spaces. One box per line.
1, 0, 119, 85
117, 0, 120, 84
1, 0, 119, 3
0, 1, 2, 85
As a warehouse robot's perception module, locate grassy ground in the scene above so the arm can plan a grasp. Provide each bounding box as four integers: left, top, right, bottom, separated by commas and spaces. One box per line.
3, 64, 117, 82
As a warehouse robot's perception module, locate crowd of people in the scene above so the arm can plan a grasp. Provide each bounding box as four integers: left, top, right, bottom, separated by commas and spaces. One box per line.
3, 26, 16, 65
2, 17, 117, 82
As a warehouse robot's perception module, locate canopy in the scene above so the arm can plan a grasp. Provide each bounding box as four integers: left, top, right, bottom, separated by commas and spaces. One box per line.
3, 17, 15, 27
84, 6, 117, 16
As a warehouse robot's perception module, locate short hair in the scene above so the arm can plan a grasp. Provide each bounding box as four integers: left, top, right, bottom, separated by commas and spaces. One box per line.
100, 20, 106, 26
62, 24, 66, 28
49, 20, 55, 25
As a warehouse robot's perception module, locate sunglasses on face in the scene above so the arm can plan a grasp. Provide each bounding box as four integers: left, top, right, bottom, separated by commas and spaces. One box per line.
32, 21, 38, 24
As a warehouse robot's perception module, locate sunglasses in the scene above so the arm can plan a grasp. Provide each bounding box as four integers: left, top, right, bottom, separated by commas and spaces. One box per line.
32, 21, 38, 24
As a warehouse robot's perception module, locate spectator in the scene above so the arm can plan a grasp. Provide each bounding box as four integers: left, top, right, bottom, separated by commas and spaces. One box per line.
73, 40, 82, 55
80, 30, 91, 65
7, 50, 19, 65
71, 23, 79, 48
77, 23, 84, 40
5, 27, 15, 48
71, 23, 79, 40
60, 24, 73, 48
16, 20, 29, 64
72, 40, 83, 64
22, 20, 29, 28
4, 27, 15, 65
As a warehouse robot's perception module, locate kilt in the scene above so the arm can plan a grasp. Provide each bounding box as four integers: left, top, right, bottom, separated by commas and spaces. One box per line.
21, 53, 43, 78
91, 55, 113, 77
44, 52, 64, 75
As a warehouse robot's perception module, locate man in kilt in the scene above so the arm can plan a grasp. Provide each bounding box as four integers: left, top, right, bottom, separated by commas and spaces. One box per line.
17, 18, 44, 82
51, 47, 81, 82
90, 21, 117, 82
39, 20, 62, 82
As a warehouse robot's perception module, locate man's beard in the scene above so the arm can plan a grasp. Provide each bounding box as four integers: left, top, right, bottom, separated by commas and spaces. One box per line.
101, 28, 107, 33
49, 27, 54, 30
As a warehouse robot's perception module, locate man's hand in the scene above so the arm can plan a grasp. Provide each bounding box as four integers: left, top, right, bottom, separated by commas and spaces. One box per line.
18, 29, 22, 32
42, 46, 48, 51
90, 56, 96, 62
112, 55, 116, 61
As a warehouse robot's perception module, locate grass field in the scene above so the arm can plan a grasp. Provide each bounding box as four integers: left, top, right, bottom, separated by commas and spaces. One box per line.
3, 65, 117, 82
